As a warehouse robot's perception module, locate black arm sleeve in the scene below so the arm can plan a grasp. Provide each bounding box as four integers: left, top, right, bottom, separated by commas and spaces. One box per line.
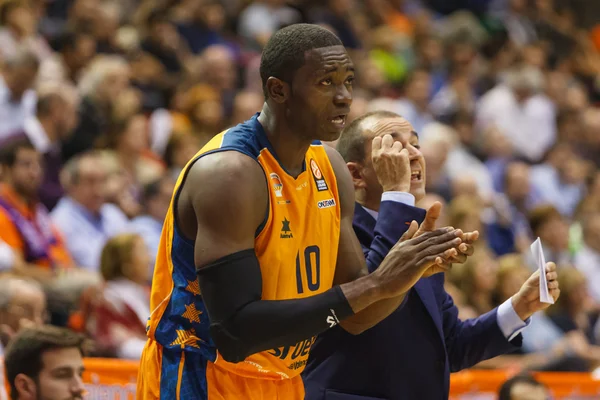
196, 249, 354, 363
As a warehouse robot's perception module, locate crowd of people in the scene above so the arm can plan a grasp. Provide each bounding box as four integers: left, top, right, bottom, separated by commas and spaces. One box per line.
0, 0, 599, 398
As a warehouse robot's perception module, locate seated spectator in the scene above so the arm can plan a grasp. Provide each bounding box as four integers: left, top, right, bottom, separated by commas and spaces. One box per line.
131, 176, 175, 274
530, 143, 587, 218
51, 151, 129, 271
0, 138, 72, 276
19, 88, 78, 210
85, 233, 150, 359
4, 325, 86, 400
498, 374, 549, 400
0, 48, 39, 140
528, 205, 572, 268
0, 277, 47, 356
0, 0, 52, 61
163, 132, 201, 180
37, 30, 97, 86
61, 55, 130, 161
575, 212, 600, 303
548, 268, 598, 344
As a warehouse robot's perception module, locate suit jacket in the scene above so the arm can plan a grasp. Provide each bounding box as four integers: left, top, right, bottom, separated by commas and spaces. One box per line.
303, 201, 521, 400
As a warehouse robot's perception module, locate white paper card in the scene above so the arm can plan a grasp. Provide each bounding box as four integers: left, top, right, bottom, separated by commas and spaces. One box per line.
531, 238, 554, 304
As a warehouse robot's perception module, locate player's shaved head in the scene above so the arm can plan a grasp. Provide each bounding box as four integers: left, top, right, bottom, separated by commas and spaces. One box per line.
337, 110, 409, 163
260, 23, 342, 99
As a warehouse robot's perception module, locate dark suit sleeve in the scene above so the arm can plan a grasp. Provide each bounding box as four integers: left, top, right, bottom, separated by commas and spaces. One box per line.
438, 275, 522, 372
363, 201, 426, 273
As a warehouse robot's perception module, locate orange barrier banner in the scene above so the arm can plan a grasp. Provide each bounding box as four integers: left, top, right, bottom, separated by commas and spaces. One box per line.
5, 358, 600, 399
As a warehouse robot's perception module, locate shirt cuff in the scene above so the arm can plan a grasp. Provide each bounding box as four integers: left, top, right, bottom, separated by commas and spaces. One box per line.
497, 298, 531, 341
381, 191, 415, 206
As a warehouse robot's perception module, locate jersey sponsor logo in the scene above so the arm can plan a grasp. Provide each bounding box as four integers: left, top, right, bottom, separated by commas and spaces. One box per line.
317, 198, 336, 209
270, 172, 283, 197
310, 158, 329, 191
280, 217, 293, 239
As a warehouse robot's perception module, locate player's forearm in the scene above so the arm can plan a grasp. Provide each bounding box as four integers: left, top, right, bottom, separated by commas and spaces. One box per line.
339, 292, 407, 334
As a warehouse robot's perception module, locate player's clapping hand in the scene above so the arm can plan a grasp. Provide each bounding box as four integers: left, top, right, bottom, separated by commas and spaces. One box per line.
372, 134, 411, 193
372, 222, 464, 299
409, 202, 479, 277
511, 262, 561, 321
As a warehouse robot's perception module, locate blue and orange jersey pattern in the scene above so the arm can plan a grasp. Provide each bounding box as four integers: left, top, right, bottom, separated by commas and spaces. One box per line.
145, 115, 341, 381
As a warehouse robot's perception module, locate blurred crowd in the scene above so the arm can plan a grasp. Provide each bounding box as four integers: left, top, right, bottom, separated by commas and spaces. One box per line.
0, 0, 599, 384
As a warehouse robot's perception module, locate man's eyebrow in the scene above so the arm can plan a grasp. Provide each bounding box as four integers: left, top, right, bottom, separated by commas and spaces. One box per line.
411, 131, 419, 139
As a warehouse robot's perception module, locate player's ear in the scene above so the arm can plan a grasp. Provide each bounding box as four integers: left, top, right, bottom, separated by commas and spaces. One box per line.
14, 373, 36, 399
347, 162, 367, 191
265, 77, 289, 104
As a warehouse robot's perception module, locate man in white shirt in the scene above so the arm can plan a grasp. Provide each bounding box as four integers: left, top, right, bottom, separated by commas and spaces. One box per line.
476, 65, 556, 163
0, 48, 38, 140
575, 213, 600, 303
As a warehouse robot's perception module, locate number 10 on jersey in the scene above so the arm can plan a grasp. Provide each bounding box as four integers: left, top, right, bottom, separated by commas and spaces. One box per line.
295, 245, 321, 294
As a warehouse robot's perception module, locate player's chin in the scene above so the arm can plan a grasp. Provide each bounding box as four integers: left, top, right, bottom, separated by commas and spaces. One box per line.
318, 128, 344, 143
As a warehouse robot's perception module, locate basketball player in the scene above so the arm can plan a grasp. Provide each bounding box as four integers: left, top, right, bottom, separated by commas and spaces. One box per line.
137, 24, 466, 400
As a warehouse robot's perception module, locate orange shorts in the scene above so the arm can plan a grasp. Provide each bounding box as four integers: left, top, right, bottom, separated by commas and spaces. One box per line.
137, 339, 305, 400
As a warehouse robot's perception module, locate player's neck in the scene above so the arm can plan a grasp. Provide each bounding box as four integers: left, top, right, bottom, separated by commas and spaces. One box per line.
258, 107, 312, 178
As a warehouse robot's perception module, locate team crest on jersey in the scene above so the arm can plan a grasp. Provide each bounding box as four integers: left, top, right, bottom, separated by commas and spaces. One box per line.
310, 159, 328, 192
270, 172, 283, 197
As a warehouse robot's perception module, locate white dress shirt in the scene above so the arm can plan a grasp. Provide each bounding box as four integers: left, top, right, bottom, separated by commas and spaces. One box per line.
365, 191, 530, 341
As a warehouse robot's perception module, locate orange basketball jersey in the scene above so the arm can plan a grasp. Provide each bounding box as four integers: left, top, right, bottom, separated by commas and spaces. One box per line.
138, 115, 341, 399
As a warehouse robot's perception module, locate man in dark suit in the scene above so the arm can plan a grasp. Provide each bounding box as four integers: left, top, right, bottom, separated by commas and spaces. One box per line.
303, 110, 561, 400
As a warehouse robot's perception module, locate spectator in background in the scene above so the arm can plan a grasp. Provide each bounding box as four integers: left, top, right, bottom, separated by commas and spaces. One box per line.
141, 10, 185, 75
0, 0, 51, 61
199, 45, 238, 117
131, 176, 175, 274
476, 65, 556, 163
61, 55, 130, 161
0, 238, 17, 273
394, 69, 435, 134
237, 0, 302, 49
0, 278, 47, 356
85, 234, 150, 359
163, 132, 201, 180
4, 325, 86, 400
230, 90, 264, 126
0, 49, 39, 140
0, 139, 72, 276
51, 151, 129, 271
575, 213, 600, 303
498, 374, 549, 400
528, 205, 571, 268
37, 30, 97, 86
548, 268, 597, 345
19, 88, 78, 210
530, 143, 588, 218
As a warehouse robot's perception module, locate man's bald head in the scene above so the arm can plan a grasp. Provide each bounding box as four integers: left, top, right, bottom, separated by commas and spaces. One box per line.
337, 110, 412, 163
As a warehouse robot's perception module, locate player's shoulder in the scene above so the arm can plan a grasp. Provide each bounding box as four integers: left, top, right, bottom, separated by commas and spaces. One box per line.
321, 143, 348, 176
217, 115, 266, 160
188, 150, 265, 189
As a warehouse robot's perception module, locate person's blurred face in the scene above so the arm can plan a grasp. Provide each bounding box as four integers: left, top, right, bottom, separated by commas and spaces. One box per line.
231, 91, 263, 126
70, 156, 107, 214
359, 117, 426, 201
147, 178, 175, 222
405, 71, 431, 108
203, 47, 236, 91
509, 382, 549, 400
5, 65, 38, 99
24, 347, 85, 400
97, 69, 129, 103
505, 163, 531, 203
69, 36, 96, 71
124, 237, 151, 284
419, 37, 443, 67
193, 100, 223, 132
539, 214, 569, 251
585, 214, 600, 252
498, 267, 530, 302
7, 147, 43, 199
173, 135, 201, 169
474, 253, 498, 292
51, 98, 78, 140
0, 283, 46, 339
6, 5, 35, 36
119, 115, 148, 154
